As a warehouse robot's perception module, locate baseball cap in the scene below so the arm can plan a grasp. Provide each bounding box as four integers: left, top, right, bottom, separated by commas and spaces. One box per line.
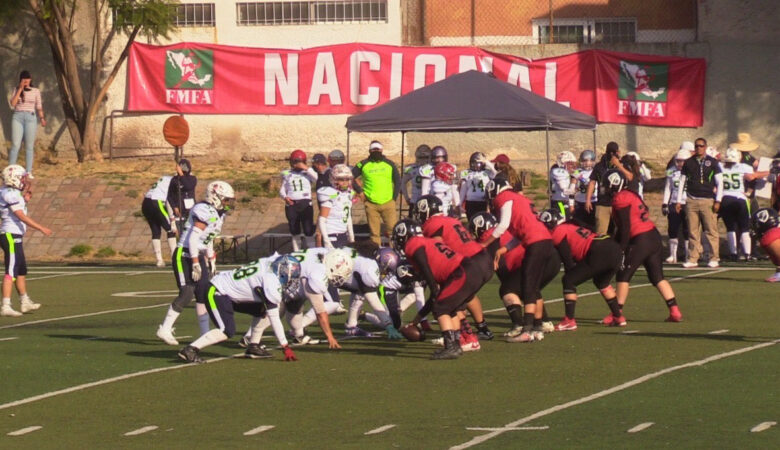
679, 141, 695, 152
491, 154, 510, 164
369, 141, 383, 151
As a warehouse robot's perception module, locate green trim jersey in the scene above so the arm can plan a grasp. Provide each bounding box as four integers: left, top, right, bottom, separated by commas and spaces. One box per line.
0, 187, 27, 235
144, 175, 173, 201
431, 179, 459, 215
316, 186, 354, 234
719, 162, 753, 201
211, 256, 283, 305
288, 248, 332, 300
550, 166, 575, 202
342, 254, 381, 291
280, 168, 318, 201
408, 163, 432, 202
178, 202, 224, 254
663, 167, 686, 205
573, 168, 597, 203
459, 169, 491, 202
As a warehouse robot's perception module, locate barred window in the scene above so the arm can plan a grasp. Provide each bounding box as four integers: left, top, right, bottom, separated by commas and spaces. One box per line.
237, 1, 388, 26
174, 3, 215, 27
538, 25, 585, 44
593, 20, 636, 43
535, 18, 636, 44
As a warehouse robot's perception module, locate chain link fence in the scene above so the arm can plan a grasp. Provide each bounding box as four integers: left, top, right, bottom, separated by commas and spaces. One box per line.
406, 0, 697, 47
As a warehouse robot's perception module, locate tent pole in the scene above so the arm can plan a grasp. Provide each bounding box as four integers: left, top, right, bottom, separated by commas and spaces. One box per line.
399, 132, 405, 216
545, 125, 551, 203
592, 128, 597, 152
346, 131, 351, 165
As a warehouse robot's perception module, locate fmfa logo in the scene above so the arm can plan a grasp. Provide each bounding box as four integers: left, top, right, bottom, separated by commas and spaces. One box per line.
617, 60, 668, 118
165, 49, 213, 105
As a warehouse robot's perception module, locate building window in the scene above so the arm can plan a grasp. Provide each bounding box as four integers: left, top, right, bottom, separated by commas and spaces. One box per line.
174, 3, 215, 27
534, 18, 636, 44
237, 1, 388, 26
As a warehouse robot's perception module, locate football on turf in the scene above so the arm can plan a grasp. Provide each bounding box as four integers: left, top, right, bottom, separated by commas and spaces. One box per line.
400, 323, 425, 342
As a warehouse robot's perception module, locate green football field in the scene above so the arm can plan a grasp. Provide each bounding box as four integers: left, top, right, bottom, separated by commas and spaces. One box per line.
0, 264, 777, 449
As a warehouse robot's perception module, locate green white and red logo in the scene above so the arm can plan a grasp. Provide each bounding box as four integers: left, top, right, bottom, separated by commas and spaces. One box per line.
165, 49, 213, 105
617, 60, 668, 118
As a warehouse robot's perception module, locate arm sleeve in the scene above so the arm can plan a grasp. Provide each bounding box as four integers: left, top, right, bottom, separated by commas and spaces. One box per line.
714, 173, 724, 202
640, 164, 652, 181
676, 175, 687, 204
491, 201, 513, 239
306, 168, 319, 182
347, 214, 355, 242
556, 239, 576, 272
451, 185, 461, 209
279, 175, 287, 199
317, 216, 332, 248
614, 207, 632, 251
420, 177, 431, 196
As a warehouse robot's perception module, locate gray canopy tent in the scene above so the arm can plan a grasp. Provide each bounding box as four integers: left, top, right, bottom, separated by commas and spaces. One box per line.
344, 70, 597, 209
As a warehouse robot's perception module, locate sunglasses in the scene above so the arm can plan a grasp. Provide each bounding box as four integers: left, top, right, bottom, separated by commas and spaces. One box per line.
695, 144, 706, 148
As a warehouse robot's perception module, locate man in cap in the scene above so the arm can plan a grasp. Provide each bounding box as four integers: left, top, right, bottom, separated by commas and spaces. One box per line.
353, 141, 401, 245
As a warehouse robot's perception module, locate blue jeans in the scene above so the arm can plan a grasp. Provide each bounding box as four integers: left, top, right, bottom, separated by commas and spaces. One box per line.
9, 111, 37, 174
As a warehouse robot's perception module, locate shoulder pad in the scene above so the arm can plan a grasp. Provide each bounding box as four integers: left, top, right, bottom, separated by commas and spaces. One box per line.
460, 170, 469, 177
282, 170, 290, 176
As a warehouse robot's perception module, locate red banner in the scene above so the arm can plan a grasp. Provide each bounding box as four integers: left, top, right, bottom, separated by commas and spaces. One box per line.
127, 42, 705, 127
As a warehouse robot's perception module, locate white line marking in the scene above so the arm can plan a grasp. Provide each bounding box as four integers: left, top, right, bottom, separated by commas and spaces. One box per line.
450, 338, 779, 450
627, 422, 654, 433
25, 273, 80, 281
112, 290, 179, 298
483, 269, 727, 313
364, 424, 396, 435
125, 426, 158, 436
0, 303, 169, 330
708, 329, 729, 335
621, 330, 640, 334
0, 337, 19, 341
244, 425, 275, 436
750, 421, 776, 433
7, 426, 42, 436
0, 355, 236, 411
466, 426, 548, 431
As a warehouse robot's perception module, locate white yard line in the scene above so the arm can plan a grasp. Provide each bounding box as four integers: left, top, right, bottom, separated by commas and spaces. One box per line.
7, 426, 42, 436
0, 303, 169, 330
364, 424, 396, 435
465, 426, 548, 431
627, 422, 654, 433
621, 330, 640, 334
750, 421, 776, 433
244, 425, 275, 436
25, 273, 81, 281
0, 337, 19, 341
483, 268, 728, 313
708, 329, 730, 335
124, 426, 158, 436
450, 338, 780, 450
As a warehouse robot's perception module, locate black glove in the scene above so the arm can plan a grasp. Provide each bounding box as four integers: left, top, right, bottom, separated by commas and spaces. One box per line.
662, 204, 669, 216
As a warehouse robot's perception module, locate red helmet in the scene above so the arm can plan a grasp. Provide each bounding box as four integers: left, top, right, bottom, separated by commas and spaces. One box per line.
434, 162, 456, 182
290, 149, 307, 165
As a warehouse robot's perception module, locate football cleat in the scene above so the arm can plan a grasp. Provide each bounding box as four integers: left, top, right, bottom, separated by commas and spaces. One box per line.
532, 329, 545, 341
238, 336, 250, 348
244, 343, 273, 359
765, 272, 780, 283
665, 307, 683, 323
506, 331, 535, 343
177, 345, 204, 364
707, 260, 720, 268
664, 255, 677, 264
344, 326, 373, 337
607, 315, 628, 327
20, 299, 41, 313
431, 346, 462, 360
476, 327, 494, 341
333, 302, 347, 315
542, 321, 555, 333
503, 325, 524, 338
156, 260, 165, 268
156, 325, 179, 346
554, 317, 578, 331
0, 305, 22, 317
459, 332, 481, 352
291, 335, 321, 346
681, 261, 698, 268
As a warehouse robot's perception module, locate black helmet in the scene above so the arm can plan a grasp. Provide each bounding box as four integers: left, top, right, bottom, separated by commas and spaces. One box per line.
538, 208, 565, 230
750, 208, 779, 239
414, 195, 443, 224
469, 152, 486, 171
431, 145, 448, 163
391, 219, 423, 254
469, 211, 497, 239
603, 169, 626, 194
485, 177, 511, 201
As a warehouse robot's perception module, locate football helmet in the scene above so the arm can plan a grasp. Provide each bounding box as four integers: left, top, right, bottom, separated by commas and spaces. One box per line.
675, 149, 690, 161
557, 151, 577, 171
323, 248, 353, 286
375, 247, 401, 278
414, 145, 432, 164
468, 212, 497, 239
329, 164, 353, 190
434, 162, 456, 183
289, 149, 307, 165
2, 165, 27, 190
579, 150, 596, 170
603, 169, 626, 193
205, 181, 236, 212
625, 151, 642, 162
327, 149, 345, 165
485, 177, 511, 201
414, 195, 443, 223
469, 152, 486, 171
312, 153, 327, 166
391, 219, 423, 253
396, 261, 417, 285
538, 208, 565, 230
271, 255, 302, 297
431, 145, 448, 163
750, 208, 779, 239
723, 147, 740, 164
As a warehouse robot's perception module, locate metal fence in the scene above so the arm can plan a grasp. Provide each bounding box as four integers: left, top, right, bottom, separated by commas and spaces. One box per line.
408, 0, 697, 47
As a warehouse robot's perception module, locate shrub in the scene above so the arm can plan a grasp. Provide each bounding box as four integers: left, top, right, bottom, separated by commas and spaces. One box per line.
95, 247, 116, 258
67, 244, 92, 257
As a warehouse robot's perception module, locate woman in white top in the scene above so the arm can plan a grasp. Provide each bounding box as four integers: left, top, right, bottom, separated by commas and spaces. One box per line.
8, 71, 46, 177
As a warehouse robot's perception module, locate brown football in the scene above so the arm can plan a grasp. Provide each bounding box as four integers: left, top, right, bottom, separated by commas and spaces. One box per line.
400, 323, 425, 342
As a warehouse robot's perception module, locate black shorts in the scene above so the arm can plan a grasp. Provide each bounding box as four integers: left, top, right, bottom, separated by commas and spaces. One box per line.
285, 199, 315, 236
1, 233, 27, 278
719, 196, 750, 233
171, 247, 208, 289
199, 285, 267, 338
499, 240, 560, 302
433, 255, 491, 318
617, 228, 665, 285
667, 204, 689, 240
464, 200, 488, 220
561, 238, 622, 293
142, 197, 173, 239
574, 202, 596, 230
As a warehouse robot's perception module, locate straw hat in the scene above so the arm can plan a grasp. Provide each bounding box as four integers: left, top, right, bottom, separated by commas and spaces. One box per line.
730, 133, 759, 152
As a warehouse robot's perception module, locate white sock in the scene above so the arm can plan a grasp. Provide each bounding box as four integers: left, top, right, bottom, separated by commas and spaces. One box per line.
167, 237, 178, 256
668, 238, 678, 259
740, 232, 752, 257
20, 293, 30, 302
2, 297, 10, 307
726, 231, 737, 255
160, 305, 180, 330
291, 235, 300, 252
190, 328, 228, 350
152, 239, 163, 261
249, 317, 264, 344
346, 294, 363, 328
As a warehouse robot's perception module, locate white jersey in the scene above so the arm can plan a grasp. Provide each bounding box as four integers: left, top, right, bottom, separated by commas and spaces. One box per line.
210, 256, 283, 305
573, 168, 596, 203
279, 168, 317, 201
663, 167, 687, 205
288, 248, 331, 299
178, 202, 224, 254
719, 163, 753, 201
549, 166, 575, 202
144, 175, 172, 201
431, 179, 459, 215
317, 186, 354, 235
342, 255, 381, 292
459, 169, 491, 202
402, 163, 427, 204
0, 187, 27, 235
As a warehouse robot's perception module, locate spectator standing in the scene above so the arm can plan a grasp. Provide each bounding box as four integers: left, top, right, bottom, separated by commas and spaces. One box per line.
8, 71, 46, 177
311, 153, 329, 190
352, 141, 401, 245
168, 159, 197, 231
675, 138, 723, 268
585, 142, 633, 235
487, 154, 522, 192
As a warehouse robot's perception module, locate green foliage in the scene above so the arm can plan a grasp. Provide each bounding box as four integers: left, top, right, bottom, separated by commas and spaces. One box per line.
95, 247, 116, 258
0, 0, 26, 25
125, 189, 138, 198
66, 244, 92, 257
110, 0, 177, 39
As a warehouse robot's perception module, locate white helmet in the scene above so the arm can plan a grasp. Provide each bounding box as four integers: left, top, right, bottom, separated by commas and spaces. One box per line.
706, 146, 720, 160
2, 165, 27, 190
626, 151, 642, 162
329, 164, 353, 190
322, 248, 353, 286
675, 150, 690, 161
205, 181, 235, 212
724, 147, 740, 164
556, 151, 577, 167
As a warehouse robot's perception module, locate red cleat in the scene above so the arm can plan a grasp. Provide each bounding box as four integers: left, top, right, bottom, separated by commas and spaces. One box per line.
607, 315, 627, 327
554, 317, 578, 331
459, 332, 481, 352
665, 307, 683, 322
